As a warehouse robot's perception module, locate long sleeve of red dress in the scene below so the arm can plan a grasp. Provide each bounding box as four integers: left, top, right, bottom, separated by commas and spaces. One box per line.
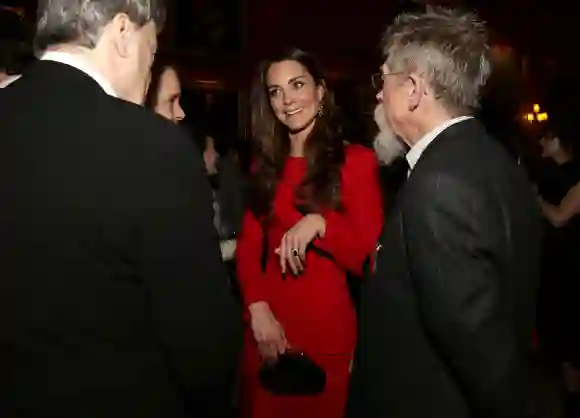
314, 145, 383, 274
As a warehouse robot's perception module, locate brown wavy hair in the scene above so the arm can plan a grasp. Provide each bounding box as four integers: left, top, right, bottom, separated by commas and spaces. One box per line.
248, 48, 345, 218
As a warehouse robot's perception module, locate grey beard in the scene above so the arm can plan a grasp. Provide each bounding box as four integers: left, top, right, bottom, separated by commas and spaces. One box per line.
372, 104, 406, 166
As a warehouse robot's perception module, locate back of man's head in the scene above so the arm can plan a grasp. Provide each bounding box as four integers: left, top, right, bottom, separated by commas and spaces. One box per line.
0, 6, 34, 76
382, 6, 490, 115
34, 0, 166, 52
33, 0, 166, 104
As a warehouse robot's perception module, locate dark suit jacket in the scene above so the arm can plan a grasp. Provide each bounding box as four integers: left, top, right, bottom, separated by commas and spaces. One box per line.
214, 152, 245, 239
0, 61, 242, 418
348, 119, 541, 418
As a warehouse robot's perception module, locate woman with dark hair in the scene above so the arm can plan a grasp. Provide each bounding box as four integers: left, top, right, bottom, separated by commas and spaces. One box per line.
145, 60, 185, 121
236, 48, 383, 418
535, 121, 580, 418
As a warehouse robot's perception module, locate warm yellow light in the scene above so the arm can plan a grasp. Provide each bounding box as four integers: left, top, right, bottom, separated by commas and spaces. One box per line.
526, 113, 535, 121
533, 104, 540, 113
537, 112, 548, 121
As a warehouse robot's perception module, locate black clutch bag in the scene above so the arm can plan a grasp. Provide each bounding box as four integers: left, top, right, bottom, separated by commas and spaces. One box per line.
259, 351, 326, 396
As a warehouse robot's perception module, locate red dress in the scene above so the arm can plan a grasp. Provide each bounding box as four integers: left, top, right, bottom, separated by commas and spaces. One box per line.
236, 144, 383, 418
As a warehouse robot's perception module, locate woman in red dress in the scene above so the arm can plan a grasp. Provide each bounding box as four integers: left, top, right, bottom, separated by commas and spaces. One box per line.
237, 48, 383, 418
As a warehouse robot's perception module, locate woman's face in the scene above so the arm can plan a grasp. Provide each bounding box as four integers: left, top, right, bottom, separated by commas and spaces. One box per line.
265, 59, 324, 133
153, 67, 185, 123
539, 134, 561, 159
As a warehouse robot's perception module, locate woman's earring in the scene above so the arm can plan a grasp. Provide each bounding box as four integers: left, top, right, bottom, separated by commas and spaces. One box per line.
317, 104, 324, 117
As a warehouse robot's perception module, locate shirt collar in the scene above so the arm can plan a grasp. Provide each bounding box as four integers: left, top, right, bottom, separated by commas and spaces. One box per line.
40, 51, 117, 97
406, 116, 472, 172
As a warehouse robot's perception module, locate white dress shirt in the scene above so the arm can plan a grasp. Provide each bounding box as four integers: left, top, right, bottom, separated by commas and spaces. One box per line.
406, 116, 472, 175
40, 51, 117, 97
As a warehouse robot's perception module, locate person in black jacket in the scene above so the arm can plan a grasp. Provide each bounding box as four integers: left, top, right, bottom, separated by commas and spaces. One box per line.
0, 0, 242, 416
348, 7, 541, 418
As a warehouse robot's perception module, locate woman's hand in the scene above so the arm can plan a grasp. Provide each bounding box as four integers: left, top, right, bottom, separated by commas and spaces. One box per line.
249, 302, 288, 361
276, 214, 326, 275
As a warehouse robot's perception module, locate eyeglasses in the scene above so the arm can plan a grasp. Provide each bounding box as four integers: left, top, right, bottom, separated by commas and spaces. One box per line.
371, 71, 405, 89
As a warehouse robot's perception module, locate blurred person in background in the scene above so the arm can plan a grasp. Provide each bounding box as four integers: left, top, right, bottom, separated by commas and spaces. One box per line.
147, 64, 244, 264
536, 122, 580, 418
194, 131, 245, 263
146, 60, 185, 123
0, 4, 34, 88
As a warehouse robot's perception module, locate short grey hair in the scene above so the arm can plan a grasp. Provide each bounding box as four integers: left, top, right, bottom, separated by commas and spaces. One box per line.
35, 0, 165, 51
382, 7, 490, 114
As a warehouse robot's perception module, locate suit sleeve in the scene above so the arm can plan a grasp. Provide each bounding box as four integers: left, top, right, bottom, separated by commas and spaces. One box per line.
314, 146, 384, 275
405, 172, 528, 418
132, 125, 242, 417
236, 209, 270, 308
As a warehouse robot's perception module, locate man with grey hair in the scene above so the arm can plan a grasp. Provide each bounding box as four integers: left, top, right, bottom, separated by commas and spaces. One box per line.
0, 0, 241, 417
348, 7, 540, 418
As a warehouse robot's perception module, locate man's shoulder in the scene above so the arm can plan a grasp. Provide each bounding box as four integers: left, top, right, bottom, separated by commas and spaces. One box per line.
100, 97, 194, 151
104, 97, 172, 130
91, 100, 204, 196
407, 125, 530, 212
419, 120, 512, 178
433, 119, 493, 157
